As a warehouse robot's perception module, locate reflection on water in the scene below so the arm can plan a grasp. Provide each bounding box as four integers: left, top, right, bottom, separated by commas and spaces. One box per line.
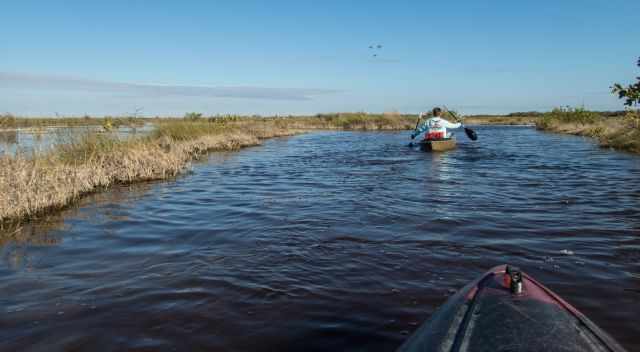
1, 182, 156, 271
0, 222, 64, 247
423, 151, 454, 194
1, 127, 639, 351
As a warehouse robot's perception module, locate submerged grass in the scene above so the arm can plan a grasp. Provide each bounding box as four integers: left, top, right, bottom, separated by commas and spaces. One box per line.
536, 108, 640, 153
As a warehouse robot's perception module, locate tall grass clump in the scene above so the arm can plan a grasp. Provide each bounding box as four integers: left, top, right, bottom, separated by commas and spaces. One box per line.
598, 110, 640, 153
153, 120, 231, 141
537, 107, 600, 129
0, 113, 17, 128
536, 107, 640, 153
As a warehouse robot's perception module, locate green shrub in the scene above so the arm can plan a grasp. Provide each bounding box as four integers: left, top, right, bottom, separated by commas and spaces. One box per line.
184, 112, 203, 121
611, 57, 640, 107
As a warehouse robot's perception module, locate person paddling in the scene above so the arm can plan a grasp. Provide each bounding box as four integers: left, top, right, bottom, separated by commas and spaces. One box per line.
411, 107, 461, 141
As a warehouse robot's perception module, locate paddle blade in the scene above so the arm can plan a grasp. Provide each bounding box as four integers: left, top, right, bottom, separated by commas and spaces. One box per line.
465, 127, 478, 141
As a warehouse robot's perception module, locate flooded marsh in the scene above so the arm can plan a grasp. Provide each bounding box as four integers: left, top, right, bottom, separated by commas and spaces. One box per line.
1, 127, 639, 351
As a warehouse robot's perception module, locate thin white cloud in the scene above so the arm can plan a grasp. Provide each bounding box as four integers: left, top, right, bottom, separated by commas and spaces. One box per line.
0, 72, 339, 101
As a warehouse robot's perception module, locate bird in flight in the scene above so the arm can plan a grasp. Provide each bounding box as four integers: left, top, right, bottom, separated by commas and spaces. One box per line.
369, 44, 383, 58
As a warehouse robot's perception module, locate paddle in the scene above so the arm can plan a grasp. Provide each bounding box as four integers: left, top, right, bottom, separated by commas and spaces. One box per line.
408, 112, 424, 147
414, 112, 423, 130
449, 110, 478, 141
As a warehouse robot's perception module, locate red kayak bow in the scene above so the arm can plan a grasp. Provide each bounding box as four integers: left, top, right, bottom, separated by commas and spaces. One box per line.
398, 265, 628, 352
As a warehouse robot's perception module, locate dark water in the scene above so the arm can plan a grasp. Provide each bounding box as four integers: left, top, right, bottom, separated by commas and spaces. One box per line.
2, 127, 639, 351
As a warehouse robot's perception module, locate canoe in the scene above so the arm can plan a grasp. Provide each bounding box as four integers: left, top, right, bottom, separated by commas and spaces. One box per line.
397, 265, 627, 352
418, 138, 456, 152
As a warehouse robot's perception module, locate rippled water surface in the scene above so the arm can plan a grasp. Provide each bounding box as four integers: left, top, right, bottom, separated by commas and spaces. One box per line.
2, 127, 639, 351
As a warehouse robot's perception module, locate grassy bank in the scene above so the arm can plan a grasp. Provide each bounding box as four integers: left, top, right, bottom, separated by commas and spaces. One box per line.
0, 120, 296, 227
536, 108, 640, 153
464, 115, 540, 125
283, 113, 417, 130
0, 114, 418, 227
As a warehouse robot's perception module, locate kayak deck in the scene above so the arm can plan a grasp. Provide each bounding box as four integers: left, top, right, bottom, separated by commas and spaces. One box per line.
418, 138, 456, 152
398, 265, 627, 352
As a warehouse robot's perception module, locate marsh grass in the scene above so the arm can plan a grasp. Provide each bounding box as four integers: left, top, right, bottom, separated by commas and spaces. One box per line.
313, 113, 415, 130
463, 115, 540, 125
536, 108, 640, 153
0, 118, 305, 226
152, 120, 233, 140
280, 113, 416, 130
537, 107, 600, 128
0, 114, 146, 130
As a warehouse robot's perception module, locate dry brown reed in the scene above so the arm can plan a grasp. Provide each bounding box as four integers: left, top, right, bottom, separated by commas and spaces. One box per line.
536, 110, 640, 153
0, 119, 302, 226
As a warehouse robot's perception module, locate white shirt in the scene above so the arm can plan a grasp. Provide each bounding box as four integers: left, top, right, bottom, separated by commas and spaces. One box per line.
415, 115, 461, 138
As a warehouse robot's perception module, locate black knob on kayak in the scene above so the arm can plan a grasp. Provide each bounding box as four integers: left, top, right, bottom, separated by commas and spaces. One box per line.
506, 266, 523, 295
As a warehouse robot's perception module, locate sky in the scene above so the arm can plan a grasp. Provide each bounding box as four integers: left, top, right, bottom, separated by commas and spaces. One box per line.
1, 0, 639, 116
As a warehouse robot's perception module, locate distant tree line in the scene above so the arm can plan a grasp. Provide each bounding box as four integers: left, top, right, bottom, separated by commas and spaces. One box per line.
505, 111, 544, 117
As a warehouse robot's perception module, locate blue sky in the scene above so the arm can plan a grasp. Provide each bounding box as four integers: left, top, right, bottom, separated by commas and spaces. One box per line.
1, 0, 639, 116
